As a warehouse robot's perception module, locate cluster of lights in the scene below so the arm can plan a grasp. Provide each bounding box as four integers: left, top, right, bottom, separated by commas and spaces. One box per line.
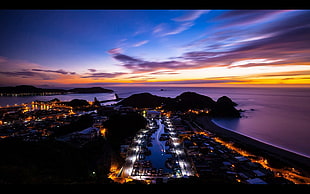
111, 114, 196, 183
212, 136, 310, 184
164, 117, 193, 177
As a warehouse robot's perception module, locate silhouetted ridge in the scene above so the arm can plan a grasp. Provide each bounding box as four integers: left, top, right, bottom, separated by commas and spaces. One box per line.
118, 92, 241, 118
118, 93, 169, 108
174, 91, 216, 111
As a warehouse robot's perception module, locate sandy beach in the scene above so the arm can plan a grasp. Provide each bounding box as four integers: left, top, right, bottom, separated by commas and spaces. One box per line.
194, 115, 310, 178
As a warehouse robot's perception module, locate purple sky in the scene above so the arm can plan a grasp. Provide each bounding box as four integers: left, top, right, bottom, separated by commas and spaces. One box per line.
0, 9, 310, 88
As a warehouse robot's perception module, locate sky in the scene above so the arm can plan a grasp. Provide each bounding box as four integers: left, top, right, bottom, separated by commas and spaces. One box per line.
0, 9, 310, 88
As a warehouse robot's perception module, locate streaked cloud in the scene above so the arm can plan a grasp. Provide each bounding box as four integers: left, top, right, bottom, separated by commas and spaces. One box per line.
1, 10, 310, 87
110, 52, 191, 73
0, 70, 54, 80
0, 57, 57, 80
136, 79, 245, 86
228, 59, 284, 68
149, 70, 180, 75
107, 48, 123, 54
0, 57, 81, 86
152, 23, 166, 34
162, 22, 194, 36
180, 12, 310, 69
153, 22, 194, 37
32, 68, 76, 75
214, 10, 291, 28
81, 72, 127, 79
132, 40, 149, 47
172, 10, 210, 22
88, 68, 97, 72
152, 10, 206, 37
109, 14, 310, 75
250, 70, 310, 78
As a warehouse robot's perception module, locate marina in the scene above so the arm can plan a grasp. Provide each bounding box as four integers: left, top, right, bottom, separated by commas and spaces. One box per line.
119, 115, 196, 183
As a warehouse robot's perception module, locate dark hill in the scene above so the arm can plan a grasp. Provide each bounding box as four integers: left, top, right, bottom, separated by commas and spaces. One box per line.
63, 99, 90, 107
68, 87, 114, 93
117, 93, 170, 108
164, 92, 216, 111
117, 92, 240, 118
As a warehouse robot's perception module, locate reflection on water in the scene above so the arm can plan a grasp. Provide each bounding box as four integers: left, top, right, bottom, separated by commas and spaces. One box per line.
145, 122, 173, 173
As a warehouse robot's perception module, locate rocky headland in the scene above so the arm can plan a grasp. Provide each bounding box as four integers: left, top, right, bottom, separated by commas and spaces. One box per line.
117, 91, 241, 118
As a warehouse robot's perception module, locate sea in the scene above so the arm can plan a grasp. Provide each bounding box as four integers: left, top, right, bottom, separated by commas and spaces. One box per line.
1, 86, 310, 158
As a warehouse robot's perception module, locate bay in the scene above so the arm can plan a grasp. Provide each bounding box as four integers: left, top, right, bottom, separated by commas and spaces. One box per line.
1, 86, 309, 158
110, 86, 310, 158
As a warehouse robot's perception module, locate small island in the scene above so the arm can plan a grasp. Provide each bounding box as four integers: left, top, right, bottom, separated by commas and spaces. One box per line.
0, 85, 114, 96
67, 87, 114, 94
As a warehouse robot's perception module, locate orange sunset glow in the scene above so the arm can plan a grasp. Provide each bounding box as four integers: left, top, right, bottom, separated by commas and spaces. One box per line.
0, 10, 310, 88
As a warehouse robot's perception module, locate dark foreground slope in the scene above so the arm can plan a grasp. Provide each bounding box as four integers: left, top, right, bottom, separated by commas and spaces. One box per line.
0, 137, 112, 184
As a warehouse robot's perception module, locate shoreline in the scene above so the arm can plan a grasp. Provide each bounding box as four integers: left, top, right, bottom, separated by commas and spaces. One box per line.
211, 119, 310, 159
194, 115, 310, 177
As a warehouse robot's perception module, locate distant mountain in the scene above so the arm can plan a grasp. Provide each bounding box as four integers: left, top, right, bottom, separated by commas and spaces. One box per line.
117, 91, 241, 118
68, 87, 114, 93
0, 85, 114, 96
0, 85, 66, 95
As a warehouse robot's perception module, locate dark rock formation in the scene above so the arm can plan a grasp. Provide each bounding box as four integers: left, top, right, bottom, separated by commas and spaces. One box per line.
209, 96, 241, 118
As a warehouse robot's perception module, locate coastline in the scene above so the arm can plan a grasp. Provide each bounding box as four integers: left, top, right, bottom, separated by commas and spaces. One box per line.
212, 119, 310, 159
194, 115, 310, 177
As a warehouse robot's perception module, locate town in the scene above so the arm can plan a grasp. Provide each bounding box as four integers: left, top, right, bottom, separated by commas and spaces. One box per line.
0, 97, 306, 184
109, 111, 295, 184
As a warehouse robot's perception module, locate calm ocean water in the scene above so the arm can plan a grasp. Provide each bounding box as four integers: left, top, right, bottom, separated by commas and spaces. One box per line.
1, 86, 309, 158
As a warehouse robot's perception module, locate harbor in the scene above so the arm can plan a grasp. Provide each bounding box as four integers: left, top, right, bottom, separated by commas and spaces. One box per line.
110, 110, 310, 184
119, 115, 196, 183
